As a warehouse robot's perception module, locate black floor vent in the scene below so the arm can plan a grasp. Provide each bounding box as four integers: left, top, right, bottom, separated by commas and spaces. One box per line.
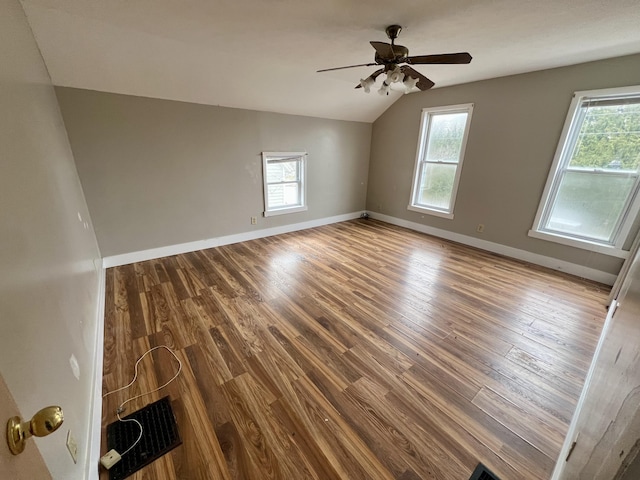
106, 396, 181, 480
469, 462, 501, 480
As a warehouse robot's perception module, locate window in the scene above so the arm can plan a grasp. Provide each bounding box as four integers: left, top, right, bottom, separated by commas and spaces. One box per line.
530, 86, 640, 256
262, 152, 307, 217
408, 104, 474, 219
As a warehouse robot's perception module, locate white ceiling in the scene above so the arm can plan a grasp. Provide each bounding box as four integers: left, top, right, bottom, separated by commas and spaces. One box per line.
20, 0, 640, 122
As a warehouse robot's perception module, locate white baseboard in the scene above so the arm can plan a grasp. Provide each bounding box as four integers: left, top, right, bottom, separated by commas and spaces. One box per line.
102, 209, 617, 285
370, 212, 617, 286
103, 211, 364, 268
86, 262, 106, 480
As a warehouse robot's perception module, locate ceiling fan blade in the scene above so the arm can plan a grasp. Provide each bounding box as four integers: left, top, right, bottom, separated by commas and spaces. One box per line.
317, 63, 378, 72
406, 52, 472, 65
401, 66, 435, 91
370, 41, 395, 58
354, 68, 385, 89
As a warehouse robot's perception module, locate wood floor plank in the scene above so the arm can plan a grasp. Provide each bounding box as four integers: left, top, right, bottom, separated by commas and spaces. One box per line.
505, 345, 586, 399
401, 365, 554, 479
218, 373, 296, 479
384, 384, 523, 480
184, 343, 232, 428
269, 397, 342, 480
307, 370, 415, 478
472, 385, 564, 459
121, 263, 148, 339
292, 373, 396, 480
348, 376, 467, 479
100, 219, 609, 479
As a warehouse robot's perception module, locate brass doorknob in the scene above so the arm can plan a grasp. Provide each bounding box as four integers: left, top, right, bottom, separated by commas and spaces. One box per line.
6, 406, 64, 455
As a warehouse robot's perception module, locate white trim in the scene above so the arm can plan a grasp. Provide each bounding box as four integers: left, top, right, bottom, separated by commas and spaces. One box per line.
370, 212, 617, 285
264, 205, 308, 217
103, 211, 363, 268
571, 84, 640, 100
550, 299, 619, 480
86, 262, 106, 480
261, 151, 307, 159
407, 204, 454, 220
528, 229, 629, 259
531, 92, 583, 233
409, 103, 474, 216
262, 151, 307, 216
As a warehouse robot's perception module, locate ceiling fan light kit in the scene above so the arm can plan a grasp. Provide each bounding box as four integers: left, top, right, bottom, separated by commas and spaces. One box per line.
403, 75, 419, 91
387, 65, 405, 84
359, 76, 375, 93
378, 79, 391, 96
318, 25, 472, 95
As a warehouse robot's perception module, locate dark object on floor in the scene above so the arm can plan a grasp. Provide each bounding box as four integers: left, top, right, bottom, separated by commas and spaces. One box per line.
106, 396, 181, 480
469, 462, 501, 480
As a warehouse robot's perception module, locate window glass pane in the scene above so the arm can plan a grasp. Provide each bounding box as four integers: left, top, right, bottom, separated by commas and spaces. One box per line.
267, 160, 299, 183
268, 183, 300, 208
570, 103, 640, 170
416, 163, 457, 209
425, 112, 468, 163
545, 171, 636, 242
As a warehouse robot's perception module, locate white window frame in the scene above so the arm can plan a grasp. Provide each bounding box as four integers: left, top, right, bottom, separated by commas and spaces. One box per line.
529, 85, 640, 259
262, 151, 307, 217
408, 103, 474, 219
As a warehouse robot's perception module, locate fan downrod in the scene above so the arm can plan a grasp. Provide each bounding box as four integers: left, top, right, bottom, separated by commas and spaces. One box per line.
385, 25, 402, 42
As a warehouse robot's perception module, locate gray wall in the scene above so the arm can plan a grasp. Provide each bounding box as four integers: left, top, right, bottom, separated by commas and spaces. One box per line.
1, 2, 102, 478
55, 88, 372, 257
367, 54, 640, 276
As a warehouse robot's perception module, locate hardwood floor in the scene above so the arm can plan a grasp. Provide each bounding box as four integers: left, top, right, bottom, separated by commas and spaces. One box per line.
100, 219, 609, 479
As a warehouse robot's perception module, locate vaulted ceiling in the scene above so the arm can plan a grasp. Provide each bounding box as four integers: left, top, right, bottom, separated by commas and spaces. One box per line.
21, 0, 640, 122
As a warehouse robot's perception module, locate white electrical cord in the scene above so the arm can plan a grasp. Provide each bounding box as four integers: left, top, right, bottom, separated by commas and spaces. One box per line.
102, 345, 182, 457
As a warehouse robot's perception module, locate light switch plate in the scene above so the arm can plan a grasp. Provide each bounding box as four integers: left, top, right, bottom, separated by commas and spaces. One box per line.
66, 430, 78, 464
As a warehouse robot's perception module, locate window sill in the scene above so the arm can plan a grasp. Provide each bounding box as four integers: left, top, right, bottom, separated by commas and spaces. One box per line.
527, 229, 629, 259
407, 204, 454, 220
264, 206, 307, 217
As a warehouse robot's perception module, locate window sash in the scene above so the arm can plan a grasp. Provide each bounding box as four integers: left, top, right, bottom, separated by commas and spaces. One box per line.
266, 164, 301, 186
541, 170, 640, 244
267, 182, 301, 209
531, 85, 640, 253
408, 104, 473, 217
413, 162, 460, 212
262, 152, 307, 216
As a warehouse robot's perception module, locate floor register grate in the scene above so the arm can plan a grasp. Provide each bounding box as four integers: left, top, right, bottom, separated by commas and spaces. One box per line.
106, 396, 182, 480
469, 462, 501, 480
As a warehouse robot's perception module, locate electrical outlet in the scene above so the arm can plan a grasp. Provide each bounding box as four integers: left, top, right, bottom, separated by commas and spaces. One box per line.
476, 224, 485, 233
251, 216, 257, 225
66, 430, 78, 464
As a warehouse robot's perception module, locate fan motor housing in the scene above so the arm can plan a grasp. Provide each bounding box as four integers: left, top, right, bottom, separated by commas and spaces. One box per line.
375, 46, 409, 65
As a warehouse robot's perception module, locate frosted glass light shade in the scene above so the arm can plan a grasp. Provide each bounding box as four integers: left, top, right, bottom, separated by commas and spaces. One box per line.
403, 76, 419, 93
387, 66, 404, 83
378, 81, 390, 96
359, 76, 375, 93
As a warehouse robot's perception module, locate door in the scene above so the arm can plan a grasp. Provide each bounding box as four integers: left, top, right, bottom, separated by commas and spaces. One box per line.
552, 248, 640, 479
0, 373, 52, 479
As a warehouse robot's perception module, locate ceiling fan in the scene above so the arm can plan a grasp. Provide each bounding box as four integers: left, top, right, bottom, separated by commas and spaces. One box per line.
317, 25, 472, 95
